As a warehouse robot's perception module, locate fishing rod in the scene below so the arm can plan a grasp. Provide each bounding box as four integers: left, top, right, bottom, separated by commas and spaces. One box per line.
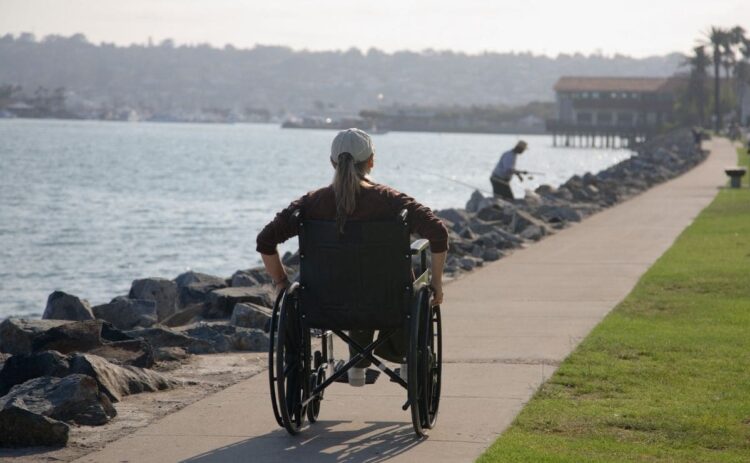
421, 170, 495, 196
420, 169, 547, 196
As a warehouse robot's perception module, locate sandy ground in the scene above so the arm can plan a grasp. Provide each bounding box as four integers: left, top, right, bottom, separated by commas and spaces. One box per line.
0, 352, 267, 462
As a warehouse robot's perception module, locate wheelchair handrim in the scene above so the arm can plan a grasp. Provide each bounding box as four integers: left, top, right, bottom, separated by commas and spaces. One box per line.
268, 289, 285, 427
423, 305, 442, 428
275, 287, 308, 435
408, 286, 430, 437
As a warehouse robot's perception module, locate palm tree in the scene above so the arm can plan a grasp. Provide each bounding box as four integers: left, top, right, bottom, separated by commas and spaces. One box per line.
736, 35, 750, 124
707, 27, 729, 130
683, 46, 711, 125
720, 26, 748, 123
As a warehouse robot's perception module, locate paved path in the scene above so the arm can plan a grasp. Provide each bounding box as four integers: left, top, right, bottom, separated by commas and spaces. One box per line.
75, 139, 734, 463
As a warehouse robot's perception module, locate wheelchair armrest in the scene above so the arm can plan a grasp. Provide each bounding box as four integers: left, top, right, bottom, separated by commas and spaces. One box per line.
410, 239, 429, 255
410, 239, 430, 276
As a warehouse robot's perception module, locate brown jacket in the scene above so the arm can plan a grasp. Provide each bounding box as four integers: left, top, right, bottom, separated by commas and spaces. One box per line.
256, 183, 448, 255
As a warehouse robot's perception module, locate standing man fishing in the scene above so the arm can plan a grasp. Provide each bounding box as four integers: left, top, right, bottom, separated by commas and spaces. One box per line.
490, 140, 528, 200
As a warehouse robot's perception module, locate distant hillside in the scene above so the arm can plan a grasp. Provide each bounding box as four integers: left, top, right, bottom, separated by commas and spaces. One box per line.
0, 33, 684, 115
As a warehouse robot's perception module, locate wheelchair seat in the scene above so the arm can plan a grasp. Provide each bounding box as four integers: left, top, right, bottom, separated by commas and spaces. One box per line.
268, 210, 443, 438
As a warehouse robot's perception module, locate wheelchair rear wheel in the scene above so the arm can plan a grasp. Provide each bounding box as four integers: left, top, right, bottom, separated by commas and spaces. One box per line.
408, 286, 442, 437
273, 285, 311, 435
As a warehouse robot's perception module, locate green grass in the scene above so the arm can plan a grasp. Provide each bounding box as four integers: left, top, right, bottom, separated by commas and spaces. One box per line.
477, 147, 750, 463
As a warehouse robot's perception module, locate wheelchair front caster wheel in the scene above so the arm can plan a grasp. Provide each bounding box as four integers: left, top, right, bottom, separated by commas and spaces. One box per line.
307, 365, 326, 423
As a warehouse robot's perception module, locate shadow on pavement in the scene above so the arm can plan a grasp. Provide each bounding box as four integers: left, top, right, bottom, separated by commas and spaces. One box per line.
181, 420, 422, 463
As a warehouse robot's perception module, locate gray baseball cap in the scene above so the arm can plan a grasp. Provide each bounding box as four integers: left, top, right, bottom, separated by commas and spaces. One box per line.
330, 128, 374, 163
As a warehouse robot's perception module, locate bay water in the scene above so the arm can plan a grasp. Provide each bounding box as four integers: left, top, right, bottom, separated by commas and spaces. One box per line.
0, 119, 631, 318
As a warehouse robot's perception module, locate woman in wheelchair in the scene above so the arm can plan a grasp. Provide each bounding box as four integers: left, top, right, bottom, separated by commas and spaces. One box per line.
257, 128, 448, 436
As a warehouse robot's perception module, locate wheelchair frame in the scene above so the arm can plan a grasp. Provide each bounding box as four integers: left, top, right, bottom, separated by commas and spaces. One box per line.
268, 212, 442, 438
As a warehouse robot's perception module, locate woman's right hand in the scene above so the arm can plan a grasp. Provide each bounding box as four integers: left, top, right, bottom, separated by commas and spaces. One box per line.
431, 283, 443, 307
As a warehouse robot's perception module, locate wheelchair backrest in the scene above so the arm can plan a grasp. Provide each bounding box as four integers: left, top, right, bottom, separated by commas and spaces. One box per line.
298, 216, 412, 330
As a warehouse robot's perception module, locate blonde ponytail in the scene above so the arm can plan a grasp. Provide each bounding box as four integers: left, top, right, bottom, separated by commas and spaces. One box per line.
332, 152, 370, 234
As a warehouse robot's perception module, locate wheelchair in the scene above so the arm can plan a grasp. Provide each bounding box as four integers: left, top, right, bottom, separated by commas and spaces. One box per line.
268, 209, 443, 438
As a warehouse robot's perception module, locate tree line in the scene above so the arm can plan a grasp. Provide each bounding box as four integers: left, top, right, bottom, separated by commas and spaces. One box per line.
0, 33, 682, 116
682, 25, 749, 129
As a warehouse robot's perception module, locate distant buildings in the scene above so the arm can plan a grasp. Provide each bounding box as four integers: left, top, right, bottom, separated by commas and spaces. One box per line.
549, 76, 685, 146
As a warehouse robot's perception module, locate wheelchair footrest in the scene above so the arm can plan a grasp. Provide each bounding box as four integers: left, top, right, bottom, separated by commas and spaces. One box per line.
333, 367, 381, 385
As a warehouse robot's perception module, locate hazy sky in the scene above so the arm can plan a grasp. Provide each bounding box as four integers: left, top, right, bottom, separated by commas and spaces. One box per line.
1, 0, 748, 57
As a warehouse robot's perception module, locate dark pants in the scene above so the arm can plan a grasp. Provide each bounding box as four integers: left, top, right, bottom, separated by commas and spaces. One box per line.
349, 328, 407, 368
490, 176, 514, 200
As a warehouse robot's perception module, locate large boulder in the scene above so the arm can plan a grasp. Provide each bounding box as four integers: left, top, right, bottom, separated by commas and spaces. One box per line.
435, 208, 471, 231
0, 371, 121, 447
535, 204, 582, 224
160, 303, 205, 327
0, 405, 69, 447
0, 318, 69, 355
42, 291, 94, 321
92, 296, 157, 330
534, 184, 557, 197
476, 203, 516, 224
124, 326, 213, 354
181, 323, 269, 353
68, 354, 175, 402
481, 248, 502, 262
205, 286, 275, 318
230, 270, 259, 287
175, 271, 228, 307
129, 278, 178, 321
175, 270, 225, 288
88, 339, 155, 368
0, 351, 71, 396
468, 218, 503, 235
509, 209, 550, 235
459, 257, 478, 271
484, 229, 523, 250
520, 224, 545, 241
232, 328, 271, 351
31, 320, 109, 354
465, 190, 485, 213
231, 303, 272, 330
282, 250, 300, 267
180, 324, 232, 353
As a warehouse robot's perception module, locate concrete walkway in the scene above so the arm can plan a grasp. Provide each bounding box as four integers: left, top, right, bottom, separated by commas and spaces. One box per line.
75, 139, 734, 463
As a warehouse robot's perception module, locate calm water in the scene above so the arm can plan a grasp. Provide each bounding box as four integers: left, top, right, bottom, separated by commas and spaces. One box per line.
0, 119, 631, 318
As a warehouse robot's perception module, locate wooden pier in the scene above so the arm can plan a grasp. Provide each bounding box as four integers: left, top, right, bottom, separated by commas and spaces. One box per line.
547, 121, 654, 149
